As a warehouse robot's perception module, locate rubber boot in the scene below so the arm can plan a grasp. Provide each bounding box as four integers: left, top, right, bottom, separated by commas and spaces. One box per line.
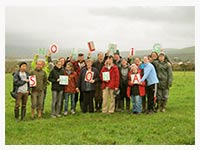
14, 108, 19, 122
31, 108, 35, 119
21, 107, 26, 121
38, 109, 42, 118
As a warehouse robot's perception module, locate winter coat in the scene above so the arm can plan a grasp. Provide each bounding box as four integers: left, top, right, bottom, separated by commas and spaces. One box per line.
48, 66, 64, 91
30, 68, 47, 92
64, 70, 78, 93
127, 70, 146, 98
100, 64, 120, 90
72, 60, 86, 76
119, 65, 130, 89
153, 60, 173, 89
78, 67, 99, 92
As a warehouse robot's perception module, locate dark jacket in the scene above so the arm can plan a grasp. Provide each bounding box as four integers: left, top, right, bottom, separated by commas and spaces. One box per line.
92, 60, 104, 84
48, 66, 65, 91
11, 70, 30, 99
119, 65, 130, 89
78, 67, 99, 92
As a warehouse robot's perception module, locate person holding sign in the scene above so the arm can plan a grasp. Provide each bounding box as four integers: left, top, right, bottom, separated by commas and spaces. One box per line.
12, 62, 30, 121
100, 56, 120, 114
30, 61, 47, 119
48, 60, 65, 118
77, 59, 99, 113
127, 64, 146, 114
63, 62, 78, 116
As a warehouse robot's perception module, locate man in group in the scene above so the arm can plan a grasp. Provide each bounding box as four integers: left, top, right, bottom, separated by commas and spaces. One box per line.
12, 62, 30, 121
139, 56, 159, 114
92, 52, 105, 112
100, 55, 120, 114
30, 60, 47, 119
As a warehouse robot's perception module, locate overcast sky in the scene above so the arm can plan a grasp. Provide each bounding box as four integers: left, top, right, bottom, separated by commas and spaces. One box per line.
5, 5, 195, 55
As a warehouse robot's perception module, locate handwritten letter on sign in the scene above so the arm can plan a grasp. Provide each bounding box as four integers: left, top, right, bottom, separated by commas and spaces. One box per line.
29, 75, 37, 87
59, 75, 68, 85
85, 71, 94, 82
102, 72, 110, 81
131, 74, 141, 84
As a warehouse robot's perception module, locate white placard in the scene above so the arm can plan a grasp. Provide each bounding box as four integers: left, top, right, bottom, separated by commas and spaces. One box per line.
131, 74, 141, 84
29, 75, 37, 87
85, 71, 94, 82
59, 75, 68, 85
108, 43, 117, 53
102, 72, 110, 81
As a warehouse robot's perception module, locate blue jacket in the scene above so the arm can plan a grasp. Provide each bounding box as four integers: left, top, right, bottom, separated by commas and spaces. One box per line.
140, 63, 159, 86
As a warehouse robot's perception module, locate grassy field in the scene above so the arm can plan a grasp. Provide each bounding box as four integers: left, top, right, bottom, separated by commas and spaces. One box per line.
5, 71, 195, 145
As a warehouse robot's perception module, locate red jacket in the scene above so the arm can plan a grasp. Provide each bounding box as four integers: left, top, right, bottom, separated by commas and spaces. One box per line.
64, 71, 78, 93
100, 64, 119, 89
127, 70, 146, 97
72, 60, 86, 76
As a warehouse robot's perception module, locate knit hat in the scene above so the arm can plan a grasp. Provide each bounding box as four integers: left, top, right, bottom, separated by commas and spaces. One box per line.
114, 49, 120, 55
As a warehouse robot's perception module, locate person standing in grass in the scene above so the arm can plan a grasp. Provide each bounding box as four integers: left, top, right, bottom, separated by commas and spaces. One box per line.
100, 55, 120, 114
63, 62, 78, 116
77, 59, 99, 113
154, 52, 173, 112
127, 64, 146, 114
48, 60, 65, 118
12, 62, 30, 121
30, 60, 47, 119
139, 56, 159, 114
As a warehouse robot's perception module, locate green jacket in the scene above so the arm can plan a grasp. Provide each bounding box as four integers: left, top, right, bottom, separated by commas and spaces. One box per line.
154, 60, 173, 89
30, 69, 47, 91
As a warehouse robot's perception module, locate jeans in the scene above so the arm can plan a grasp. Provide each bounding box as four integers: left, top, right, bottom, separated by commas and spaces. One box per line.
64, 93, 75, 112
131, 95, 142, 113
51, 90, 63, 115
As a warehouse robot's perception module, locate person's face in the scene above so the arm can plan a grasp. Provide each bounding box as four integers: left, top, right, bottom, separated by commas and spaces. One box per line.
36, 61, 43, 70
151, 53, 158, 60
59, 58, 65, 66
78, 56, 84, 62
132, 67, 138, 74
98, 53, 104, 62
86, 61, 92, 68
66, 64, 72, 71
121, 59, 127, 66
56, 61, 62, 69
159, 55, 165, 62
113, 54, 119, 61
143, 56, 149, 64
20, 64, 27, 72
134, 58, 141, 65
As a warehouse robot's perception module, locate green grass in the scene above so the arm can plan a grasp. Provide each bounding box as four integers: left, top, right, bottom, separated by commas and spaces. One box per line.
5, 71, 195, 145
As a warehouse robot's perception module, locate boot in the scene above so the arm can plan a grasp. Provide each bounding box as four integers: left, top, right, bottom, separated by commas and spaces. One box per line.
38, 109, 42, 118
14, 108, 19, 122
21, 107, 26, 121
157, 100, 162, 112
31, 108, 35, 119
162, 100, 168, 112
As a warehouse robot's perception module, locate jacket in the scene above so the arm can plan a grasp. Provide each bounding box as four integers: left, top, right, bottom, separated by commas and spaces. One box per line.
127, 70, 146, 97
78, 67, 99, 92
48, 66, 65, 91
140, 62, 159, 86
30, 68, 47, 92
100, 64, 120, 89
153, 60, 173, 89
119, 65, 130, 89
64, 70, 78, 93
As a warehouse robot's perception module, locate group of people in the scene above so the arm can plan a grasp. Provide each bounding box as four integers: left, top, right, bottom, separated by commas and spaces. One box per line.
11, 49, 173, 121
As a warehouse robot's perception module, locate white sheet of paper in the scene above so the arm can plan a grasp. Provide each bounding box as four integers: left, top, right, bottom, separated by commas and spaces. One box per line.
59, 75, 68, 85
29, 75, 37, 87
85, 71, 94, 82
131, 74, 141, 84
102, 72, 110, 81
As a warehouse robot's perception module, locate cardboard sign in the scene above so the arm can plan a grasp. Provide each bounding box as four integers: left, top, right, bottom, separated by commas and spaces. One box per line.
102, 72, 110, 81
131, 74, 141, 84
88, 41, 95, 51
85, 71, 94, 82
130, 48, 135, 56
72, 48, 78, 58
50, 44, 58, 53
153, 43, 161, 53
59, 75, 68, 85
29, 75, 37, 87
38, 48, 46, 56
108, 43, 117, 53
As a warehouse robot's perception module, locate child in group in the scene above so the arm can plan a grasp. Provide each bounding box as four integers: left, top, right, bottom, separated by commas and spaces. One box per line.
63, 62, 78, 115
127, 64, 146, 114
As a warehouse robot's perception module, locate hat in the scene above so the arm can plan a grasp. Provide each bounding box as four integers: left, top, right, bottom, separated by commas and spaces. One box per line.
78, 53, 84, 56
159, 52, 165, 56
114, 49, 120, 55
